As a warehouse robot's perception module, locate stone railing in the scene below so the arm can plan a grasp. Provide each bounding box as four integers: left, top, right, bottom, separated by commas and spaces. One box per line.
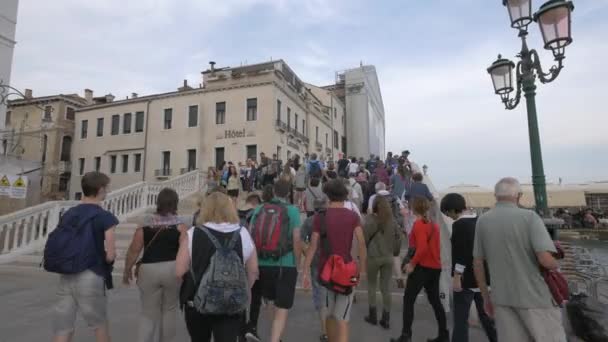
0, 169, 205, 264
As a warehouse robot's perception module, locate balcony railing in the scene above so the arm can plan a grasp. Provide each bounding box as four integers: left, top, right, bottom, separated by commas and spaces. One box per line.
275, 119, 288, 132
315, 142, 323, 151
154, 168, 172, 177
325, 147, 332, 155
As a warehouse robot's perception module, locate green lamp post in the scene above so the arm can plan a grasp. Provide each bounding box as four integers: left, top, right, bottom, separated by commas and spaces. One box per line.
487, 0, 574, 217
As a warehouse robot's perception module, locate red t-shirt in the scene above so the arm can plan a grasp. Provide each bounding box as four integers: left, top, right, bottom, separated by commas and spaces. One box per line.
313, 207, 361, 269
409, 219, 441, 270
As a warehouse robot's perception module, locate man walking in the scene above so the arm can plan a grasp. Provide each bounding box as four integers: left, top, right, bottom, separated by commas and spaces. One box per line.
473, 177, 566, 342
248, 180, 302, 342
49, 172, 118, 342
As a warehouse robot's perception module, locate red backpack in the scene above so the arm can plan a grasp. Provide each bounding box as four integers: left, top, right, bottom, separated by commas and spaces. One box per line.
250, 202, 292, 259
317, 211, 360, 295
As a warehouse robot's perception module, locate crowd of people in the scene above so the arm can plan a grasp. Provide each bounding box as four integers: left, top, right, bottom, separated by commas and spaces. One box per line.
44, 149, 568, 342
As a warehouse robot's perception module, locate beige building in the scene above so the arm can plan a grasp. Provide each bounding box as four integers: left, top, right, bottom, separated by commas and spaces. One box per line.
69, 60, 347, 199
2, 89, 88, 203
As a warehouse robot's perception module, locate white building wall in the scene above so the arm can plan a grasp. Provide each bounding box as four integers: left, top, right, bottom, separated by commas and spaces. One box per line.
0, 0, 19, 130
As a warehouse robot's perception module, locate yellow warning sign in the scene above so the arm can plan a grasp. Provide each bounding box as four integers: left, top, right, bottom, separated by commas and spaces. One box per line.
13, 176, 26, 187
0, 175, 10, 187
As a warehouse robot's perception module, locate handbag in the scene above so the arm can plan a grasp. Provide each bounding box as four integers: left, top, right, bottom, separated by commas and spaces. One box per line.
542, 241, 569, 306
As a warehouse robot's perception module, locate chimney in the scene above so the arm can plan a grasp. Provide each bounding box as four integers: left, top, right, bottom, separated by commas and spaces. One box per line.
131, 92, 138, 99
209, 61, 216, 72
84, 89, 93, 104
24, 89, 33, 99
178, 79, 192, 92
105, 94, 115, 103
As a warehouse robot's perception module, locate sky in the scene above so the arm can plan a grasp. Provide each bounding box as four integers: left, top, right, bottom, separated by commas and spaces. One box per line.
10, 0, 608, 189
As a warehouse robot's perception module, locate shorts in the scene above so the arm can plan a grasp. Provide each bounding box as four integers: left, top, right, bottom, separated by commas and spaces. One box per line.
325, 290, 354, 322
258, 266, 298, 309
227, 189, 239, 198
53, 270, 107, 335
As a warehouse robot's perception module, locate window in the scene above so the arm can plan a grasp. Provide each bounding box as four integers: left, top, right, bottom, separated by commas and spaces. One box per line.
81, 120, 88, 139
2, 139, 7, 155
287, 107, 291, 128
276, 100, 281, 121
74, 192, 82, 200
59, 174, 69, 192
162, 151, 171, 175
122, 155, 129, 173
123, 113, 132, 134
188, 105, 198, 127
246, 145, 257, 161
135, 111, 144, 132
216, 102, 225, 124
334, 107, 337, 119
295, 113, 298, 131
5, 110, 10, 126
325, 133, 328, 147
96, 118, 104, 137
78, 158, 85, 175
164, 108, 172, 129
110, 155, 117, 173
334, 130, 339, 149
66, 107, 75, 120
315, 126, 319, 142
94, 157, 101, 172
44, 106, 52, 121
246, 98, 257, 121
134, 153, 141, 172
302, 119, 305, 134
60, 136, 72, 162
215, 147, 225, 169
42, 135, 48, 163
187, 149, 196, 171
111, 114, 120, 135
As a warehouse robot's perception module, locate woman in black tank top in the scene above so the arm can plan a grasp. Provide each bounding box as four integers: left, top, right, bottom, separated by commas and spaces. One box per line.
123, 188, 187, 342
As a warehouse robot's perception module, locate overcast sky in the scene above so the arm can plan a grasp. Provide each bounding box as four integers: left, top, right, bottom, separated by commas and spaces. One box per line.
11, 0, 608, 189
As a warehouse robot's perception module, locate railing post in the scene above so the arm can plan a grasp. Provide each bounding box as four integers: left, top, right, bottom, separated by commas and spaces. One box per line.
47, 204, 61, 237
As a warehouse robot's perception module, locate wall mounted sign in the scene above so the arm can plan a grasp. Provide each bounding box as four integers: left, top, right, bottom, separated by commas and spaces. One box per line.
217, 129, 255, 139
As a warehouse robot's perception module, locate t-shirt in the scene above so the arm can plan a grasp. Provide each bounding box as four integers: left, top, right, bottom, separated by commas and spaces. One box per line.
250, 198, 301, 267
390, 174, 409, 200
406, 182, 434, 202
65, 203, 118, 276
337, 159, 350, 175
312, 207, 360, 270
348, 163, 359, 175
187, 222, 255, 262
473, 202, 557, 309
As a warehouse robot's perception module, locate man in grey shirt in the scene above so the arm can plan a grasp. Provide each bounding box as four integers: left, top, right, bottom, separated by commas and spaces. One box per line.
473, 177, 566, 342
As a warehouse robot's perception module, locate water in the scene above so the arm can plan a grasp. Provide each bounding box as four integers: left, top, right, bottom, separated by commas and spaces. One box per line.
566, 239, 608, 268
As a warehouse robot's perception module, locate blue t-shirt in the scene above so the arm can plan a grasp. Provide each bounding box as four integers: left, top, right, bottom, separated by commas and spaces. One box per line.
64, 204, 119, 276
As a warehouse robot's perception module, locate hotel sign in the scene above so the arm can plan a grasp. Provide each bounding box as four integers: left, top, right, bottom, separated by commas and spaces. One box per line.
225, 129, 246, 139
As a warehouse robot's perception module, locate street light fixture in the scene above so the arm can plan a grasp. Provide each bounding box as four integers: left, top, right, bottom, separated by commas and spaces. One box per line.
488, 0, 574, 217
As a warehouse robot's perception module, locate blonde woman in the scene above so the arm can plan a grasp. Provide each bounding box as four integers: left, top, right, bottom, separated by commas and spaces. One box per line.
176, 192, 258, 342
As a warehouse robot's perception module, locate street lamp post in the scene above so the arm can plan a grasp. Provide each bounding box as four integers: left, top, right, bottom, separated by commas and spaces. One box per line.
487, 0, 574, 217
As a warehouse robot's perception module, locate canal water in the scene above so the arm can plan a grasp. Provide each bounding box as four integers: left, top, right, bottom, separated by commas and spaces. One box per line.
566, 239, 608, 268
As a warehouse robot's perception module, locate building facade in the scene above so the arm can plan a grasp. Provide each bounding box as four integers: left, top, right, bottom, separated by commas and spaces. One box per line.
3, 89, 88, 202
69, 60, 346, 199
325, 65, 386, 159
0, 0, 19, 130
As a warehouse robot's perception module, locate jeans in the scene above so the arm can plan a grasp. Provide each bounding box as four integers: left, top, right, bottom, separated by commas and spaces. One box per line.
185, 307, 242, 342
246, 279, 262, 329
401, 266, 447, 338
452, 289, 497, 342
367, 257, 393, 311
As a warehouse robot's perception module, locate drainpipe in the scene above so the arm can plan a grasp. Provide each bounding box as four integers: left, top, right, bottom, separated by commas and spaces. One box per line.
330, 94, 335, 160
141, 99, 152, 181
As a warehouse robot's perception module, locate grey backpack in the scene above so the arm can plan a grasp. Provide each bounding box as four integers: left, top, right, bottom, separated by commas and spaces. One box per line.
191, 226, 249, 315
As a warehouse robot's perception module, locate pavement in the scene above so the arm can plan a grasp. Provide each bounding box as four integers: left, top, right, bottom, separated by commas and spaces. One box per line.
0, 266, 491, 342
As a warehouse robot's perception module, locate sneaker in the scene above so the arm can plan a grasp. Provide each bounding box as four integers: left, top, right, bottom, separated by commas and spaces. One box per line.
320, 334, 329, 342
245, 329, 261, 342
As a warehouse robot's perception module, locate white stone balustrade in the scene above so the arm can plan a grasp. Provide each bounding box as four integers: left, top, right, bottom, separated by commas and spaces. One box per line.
0, 169, 205, 264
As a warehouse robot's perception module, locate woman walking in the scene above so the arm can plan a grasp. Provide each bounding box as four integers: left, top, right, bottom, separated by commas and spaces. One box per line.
226, 165, 241, 205
364, 196, 400, 330
305, 177, 326, 217
294, 164, 307, 211
123, 188, 188, 342
280, 162, 295, 204
176, 192, 258, 342
391, 197, 448, 342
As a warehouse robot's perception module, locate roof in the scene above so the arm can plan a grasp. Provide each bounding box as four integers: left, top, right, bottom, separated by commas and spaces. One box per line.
8, 94, 87, 108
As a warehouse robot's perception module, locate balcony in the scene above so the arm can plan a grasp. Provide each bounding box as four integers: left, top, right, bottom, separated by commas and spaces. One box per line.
154, 168, 172, 179
295, 131, 309, 145
275, 119, 288, 132
57, 161, 71, 173
315, 142, 323, 152
325, 147, 332, 155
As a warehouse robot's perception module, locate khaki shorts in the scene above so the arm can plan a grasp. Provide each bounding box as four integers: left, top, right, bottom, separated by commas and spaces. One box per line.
325, 290, 354, 322
53, 270, 107, 335
495, 305, 566, 342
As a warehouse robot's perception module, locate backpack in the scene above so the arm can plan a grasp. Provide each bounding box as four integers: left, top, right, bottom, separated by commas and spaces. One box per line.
43, 208, 101, 274
250, 202, 292, 259
191, 226, 249, 315
317, 211, 360, 295
308, 162, 322, 179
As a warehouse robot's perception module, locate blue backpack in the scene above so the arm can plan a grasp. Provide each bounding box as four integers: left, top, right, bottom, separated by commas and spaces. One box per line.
308, 162, 322, 179
43, 208, 101, 274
